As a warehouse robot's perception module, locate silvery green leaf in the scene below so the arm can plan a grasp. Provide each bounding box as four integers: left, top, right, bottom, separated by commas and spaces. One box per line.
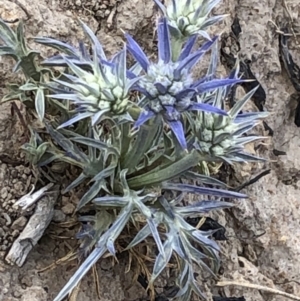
37, 152, 62, 167
106, 238, 116, 255
159, 195, 176, 219
0, 18, 17, 47
228, 85, 259, 118
150, 239, 173, 284
191, 230, 220, 252
48, 93, 83, 102
63, 172, 87, 193
35, 88, 45, 121
107, 203, 134, 240
169, 193, 184, 206
52, 78, 87, 94
212, 132, 231, 145
53, 245, 107, 301
201, 13, 226, 28
16, 20, 27, 54
197, 29, 212, 41
34, 37, 79, 56
126, 224, 151, 249
71, 136, 120, 157
19, 82, 39, 91
46, 126, 73, 151
57, 112, 94, 129
0, 46, 17, 58
176, 200, 235, 216
233, 123, 256, 136
178, 261, 189, 288
190, 278, 207, 300
79, 20, 107, 60
93, 196, 128, 207
171, 232, 188, 259
46, 124, 88, 161
153, 0, 167, 14
91, 165, 116, 183
234, 111, 269, 123
181, 236, 214, 273
184, 171, 228, 188
162, 182, 248, 199
91, 109, 110, 127
127, 150, 200, 189
237, 135, 265, 145
64, 57, 90, 78
147, 218, 165, 259
232, 152, 266, 162
129, 61, 143, 76
77, 179, 103, 209
206, 37, 218, 79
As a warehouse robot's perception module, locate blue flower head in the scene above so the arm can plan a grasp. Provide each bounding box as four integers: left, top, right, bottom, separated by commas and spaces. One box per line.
125, 17, 242, 149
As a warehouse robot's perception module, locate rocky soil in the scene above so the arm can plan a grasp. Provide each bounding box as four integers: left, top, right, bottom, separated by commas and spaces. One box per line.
0, 0, 300, 301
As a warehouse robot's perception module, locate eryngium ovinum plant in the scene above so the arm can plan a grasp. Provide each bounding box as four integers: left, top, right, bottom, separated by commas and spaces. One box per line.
0, 0, 268, 300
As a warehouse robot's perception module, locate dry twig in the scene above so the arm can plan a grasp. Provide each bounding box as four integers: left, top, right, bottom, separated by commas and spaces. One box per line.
216, 280, 300, 301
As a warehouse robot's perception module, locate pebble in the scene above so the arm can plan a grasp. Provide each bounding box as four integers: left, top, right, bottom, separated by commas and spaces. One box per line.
11, 230, 19, 238
13, 290, 23, 298
61, 196, 70, 206
24, 167, 31, 175
1, 187, 8, 199
14, 181, 25, 193
0, 227, 5, 237
12, 216, 27, 230
52, 210, 66, 222
61, 203, 75, 215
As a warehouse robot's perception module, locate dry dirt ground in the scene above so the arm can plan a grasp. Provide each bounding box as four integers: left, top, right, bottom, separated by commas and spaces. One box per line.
0, 0, 300, 301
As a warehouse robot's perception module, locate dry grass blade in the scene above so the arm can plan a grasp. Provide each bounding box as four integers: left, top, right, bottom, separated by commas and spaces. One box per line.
92, 265, 101, 299
216, 280, 300, 301
68, 281, 81, 301
38, 250, 78, 273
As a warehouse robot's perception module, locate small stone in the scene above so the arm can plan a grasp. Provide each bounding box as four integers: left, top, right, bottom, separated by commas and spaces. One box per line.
16, 165, 24, 172
1, 187, 9, 199
14, 181, 25, 193
24, 167, 31, 175
52, 210, 66, 222
13, 290, 22, 298
61, 203, 75, 215
12, 216, 27, 230
20, 287, 47, 301
20, 274, 33, 287
61, 196, 70, 206
10, 170, 17, 178
96, 10, 105, 17
0, 228, 5, 237
12, 229, 19, 238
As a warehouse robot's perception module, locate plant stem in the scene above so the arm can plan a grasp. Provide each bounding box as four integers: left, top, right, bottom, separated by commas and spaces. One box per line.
121, 116, 161, 171
171, 36, 185, 61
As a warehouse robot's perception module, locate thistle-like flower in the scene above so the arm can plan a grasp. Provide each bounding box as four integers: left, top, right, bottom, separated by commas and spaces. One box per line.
191, 86, 269, 164
41, 22, 140, 128
153, 0, 226, 40
126, 17, 242, 149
